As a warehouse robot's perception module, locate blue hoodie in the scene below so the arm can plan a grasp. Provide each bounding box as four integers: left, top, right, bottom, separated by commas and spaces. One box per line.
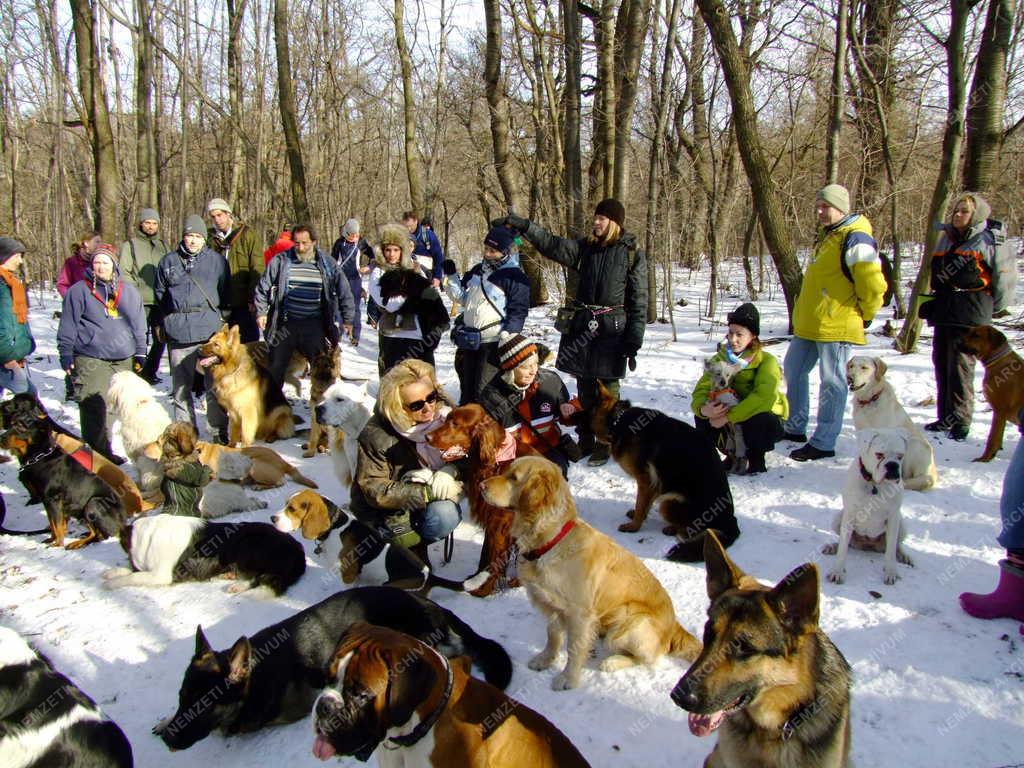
57, 267, 147, 370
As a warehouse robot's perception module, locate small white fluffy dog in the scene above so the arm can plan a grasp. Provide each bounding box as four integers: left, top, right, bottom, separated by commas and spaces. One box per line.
823, 428, 914, 585
314, 380, 374, 487
198, 452, 269, 519
846, 355, 937, 491
107, 370, 172, 494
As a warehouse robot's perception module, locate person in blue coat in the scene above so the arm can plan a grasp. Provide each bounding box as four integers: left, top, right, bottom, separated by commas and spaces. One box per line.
154, 214, 231, 440
402, 211, 445, 286
254, 223, 355, 390
445, 224, 530, 404
330, 218, 374, 346
57, 244, 147, 461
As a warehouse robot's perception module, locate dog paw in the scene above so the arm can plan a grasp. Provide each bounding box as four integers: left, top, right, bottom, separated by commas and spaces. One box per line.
821, 543, 838, 555
661, 525, 677, 536
827, 568, 845, 584
225, 581, 251, 595
618, 520, 642, 533
599, 654, 635, 673
102, 567, 131, 580
625, 508, 636, 519
528, 653, 555, 671
152, 716, 172, 736
551, 671, 579, 691
883, 568, 900, 585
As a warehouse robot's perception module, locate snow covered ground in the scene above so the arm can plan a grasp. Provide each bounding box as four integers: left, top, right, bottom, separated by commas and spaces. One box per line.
1, 266, 1022, 767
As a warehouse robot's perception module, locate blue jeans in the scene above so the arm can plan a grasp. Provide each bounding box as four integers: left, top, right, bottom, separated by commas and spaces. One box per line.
0, 362, 35, 396
414, 500, 462, 544
783, 337, 850, 451
998, 433, 1024, 551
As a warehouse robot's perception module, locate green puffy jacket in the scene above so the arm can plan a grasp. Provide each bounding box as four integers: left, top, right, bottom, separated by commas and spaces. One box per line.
692, 344, 788, 424
0, 274, 36, 365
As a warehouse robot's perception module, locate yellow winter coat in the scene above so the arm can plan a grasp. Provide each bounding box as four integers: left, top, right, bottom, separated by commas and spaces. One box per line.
792, 214, 886, 344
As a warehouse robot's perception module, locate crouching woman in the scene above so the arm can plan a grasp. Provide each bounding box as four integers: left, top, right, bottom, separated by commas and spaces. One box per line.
350, 359, 464, 559
691, 303, 787, 475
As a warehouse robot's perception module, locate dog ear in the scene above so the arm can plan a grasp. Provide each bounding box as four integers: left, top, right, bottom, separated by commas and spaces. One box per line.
301, 495, 333, 539
228, 324, 240, 345
520, 460, 564, 514
704, 531, 747, 600
873, 358, 887, 380
226, 636, 252, 684
472, 413, 502, 465
194, 625, 214, 658
385, 652, 435, 728
338, 531, 361, 584
767, 563, 820, 633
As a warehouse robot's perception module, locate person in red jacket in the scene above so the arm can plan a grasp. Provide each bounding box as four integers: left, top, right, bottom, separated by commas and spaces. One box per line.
263, 227, 292, 266
57, 231, 102, 297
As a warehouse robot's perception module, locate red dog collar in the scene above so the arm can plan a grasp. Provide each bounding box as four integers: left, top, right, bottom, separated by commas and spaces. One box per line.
523, 520, 576, 561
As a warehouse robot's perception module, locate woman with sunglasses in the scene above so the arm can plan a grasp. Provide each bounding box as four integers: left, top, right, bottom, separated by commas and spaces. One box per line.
349, 359, 464, 561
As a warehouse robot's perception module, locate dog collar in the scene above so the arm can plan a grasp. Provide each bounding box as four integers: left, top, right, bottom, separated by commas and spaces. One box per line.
523, 520, 576, 562
982, 344, 1013, 367
21, 443, 61, 468
858, 459, 878, 494
855, 389, 883, 406
780, 701, 813, 741
607, 402, 631, 433
386, 652, 454, 750
314, 504, 349, 556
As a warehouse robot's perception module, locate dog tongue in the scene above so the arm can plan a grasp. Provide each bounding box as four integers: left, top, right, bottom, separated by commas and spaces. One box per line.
688, 711, 726, 737
312, 734, 336, 760
198, 356, 217, 368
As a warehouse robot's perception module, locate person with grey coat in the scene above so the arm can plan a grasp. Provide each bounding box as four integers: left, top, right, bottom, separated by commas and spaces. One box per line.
118, 207, 167, 383
154, 214, 231, 441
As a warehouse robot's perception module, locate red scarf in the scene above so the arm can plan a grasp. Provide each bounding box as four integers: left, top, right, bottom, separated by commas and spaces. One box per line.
0, 268, 28, 323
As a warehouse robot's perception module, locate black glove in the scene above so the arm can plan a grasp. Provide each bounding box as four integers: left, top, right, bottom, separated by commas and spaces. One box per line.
506, 213, 529, 232
441, 258, 458, 277
133, 356, 146, 374
628, 356, 637, 372
621, 342, 640, 372
863, 318, 871, 329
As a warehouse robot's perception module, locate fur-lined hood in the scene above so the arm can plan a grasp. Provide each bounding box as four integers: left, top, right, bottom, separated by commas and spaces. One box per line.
377, 223, 415, 270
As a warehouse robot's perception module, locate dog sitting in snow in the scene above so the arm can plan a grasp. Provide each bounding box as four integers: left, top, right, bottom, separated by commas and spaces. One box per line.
704, 356, 748, 474
314, 380, 374, 488
198, 452, 269, 519
823, 428, 914, 585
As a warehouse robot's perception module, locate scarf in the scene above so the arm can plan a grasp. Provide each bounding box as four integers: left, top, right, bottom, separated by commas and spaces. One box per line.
723, 343, 751, 368
0, 267, 28, 323
87, 270, 123, 318
398, 405, 451, 470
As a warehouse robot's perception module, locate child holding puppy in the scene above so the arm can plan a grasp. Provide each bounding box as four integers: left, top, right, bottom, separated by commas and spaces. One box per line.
691, 303, 787, 475
158, 422, 213, 516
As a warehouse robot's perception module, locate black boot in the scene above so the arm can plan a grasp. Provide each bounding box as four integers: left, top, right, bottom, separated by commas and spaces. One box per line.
745, 452, 767, 475
577, 432, 595, 458
587, 441, 611, 467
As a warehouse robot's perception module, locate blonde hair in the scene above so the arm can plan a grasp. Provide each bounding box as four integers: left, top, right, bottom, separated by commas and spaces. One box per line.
377, 222, 415, 271
586, 219, 621, 247
378, 358, 452, 431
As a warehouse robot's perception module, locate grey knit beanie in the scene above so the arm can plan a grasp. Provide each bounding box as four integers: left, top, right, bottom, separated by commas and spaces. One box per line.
816, 184, 851, 215
183, 215, 207, 237
342, 218, 360, 238
138, 208, 160, 225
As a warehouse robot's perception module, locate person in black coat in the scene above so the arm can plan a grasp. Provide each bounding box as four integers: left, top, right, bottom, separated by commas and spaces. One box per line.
498, 198, 647, 466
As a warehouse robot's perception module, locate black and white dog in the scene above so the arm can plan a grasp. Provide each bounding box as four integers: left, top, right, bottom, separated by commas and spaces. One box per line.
272, 490, 469, 592
103, 514, 306, 595
0, 626, 133, 767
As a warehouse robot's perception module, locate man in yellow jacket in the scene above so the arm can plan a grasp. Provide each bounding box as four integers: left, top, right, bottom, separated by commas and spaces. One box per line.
784, 184, 887, 461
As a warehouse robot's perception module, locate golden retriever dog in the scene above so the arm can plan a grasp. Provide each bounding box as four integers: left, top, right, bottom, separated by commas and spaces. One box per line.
106, 370, 172, 495
845, 355, 937, 491
197, 324, 294, 446
195, 441, 317, 489
481, 456, 702, 690
303, 343, 341, 458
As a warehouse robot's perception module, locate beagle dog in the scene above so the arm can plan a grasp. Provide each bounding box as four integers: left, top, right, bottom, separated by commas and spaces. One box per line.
311, 623, 591, 767
272, 490, 467, 593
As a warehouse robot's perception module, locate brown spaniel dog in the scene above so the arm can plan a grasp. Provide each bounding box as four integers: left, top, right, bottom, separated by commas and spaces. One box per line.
428, 403, 543, 597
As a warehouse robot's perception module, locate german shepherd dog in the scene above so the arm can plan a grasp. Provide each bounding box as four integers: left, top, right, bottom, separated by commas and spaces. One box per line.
591, 382, 740, 562
198, 324, 294, 446
671, 532, 852, 768
303, 342, 341, 457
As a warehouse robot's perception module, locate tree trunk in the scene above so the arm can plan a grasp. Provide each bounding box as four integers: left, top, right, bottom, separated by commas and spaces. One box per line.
274, 0, 311, 222
825, 0, 848, 183
561, 0, 584, 236
962, 0, 1013, 191
595, 0, 616, 200
695, 0, 801, 318
134, 0, 158, 208
226, 0, 248, 204
70, 0, 121, 236
394, 0, 424, 214
612, 0, 652, 201
896, 0, 980, 352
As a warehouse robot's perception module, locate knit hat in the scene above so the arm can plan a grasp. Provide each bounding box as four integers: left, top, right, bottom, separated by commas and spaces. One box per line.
816, 184, 850, 215
92, 243, 117, 264
483, 225, 516, 255
138, 208, 160, 225
726, 302, 760, 337
497, 331, 538, 371
183, 214, 207, 237
0, 237, 26, 265
594, 198, 626, 227
206, 198, 232, 215
342, 218, 360, 238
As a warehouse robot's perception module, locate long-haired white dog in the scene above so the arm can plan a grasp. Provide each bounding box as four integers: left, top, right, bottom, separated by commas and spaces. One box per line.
314, 380, 374, 488
107, 370, 172, 494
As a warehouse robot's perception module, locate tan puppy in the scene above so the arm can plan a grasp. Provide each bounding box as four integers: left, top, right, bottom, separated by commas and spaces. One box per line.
195, 441, 317, 489
303, 344, 341, 458
311, 623, 591, 766
481, 456, 701, 690
845, 355, 937, 491
959, 325, 1024, 462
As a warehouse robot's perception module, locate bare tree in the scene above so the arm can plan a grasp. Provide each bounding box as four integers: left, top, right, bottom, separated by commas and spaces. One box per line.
394, 0, 424, 214
825, 0, 849, 183
274, 0, 311, 222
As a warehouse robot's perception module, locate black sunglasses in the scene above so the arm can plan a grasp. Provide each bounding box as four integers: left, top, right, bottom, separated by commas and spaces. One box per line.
403, 390, 439, 412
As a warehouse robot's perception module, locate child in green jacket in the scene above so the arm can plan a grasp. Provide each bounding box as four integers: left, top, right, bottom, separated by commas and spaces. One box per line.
692, 303, 788, 475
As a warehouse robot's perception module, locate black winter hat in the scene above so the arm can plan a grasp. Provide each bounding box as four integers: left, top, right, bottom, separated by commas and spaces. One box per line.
726, 302, 760, 337
484, 225, 517, 255
594, 198, 626, 228
0, 237, 26, 265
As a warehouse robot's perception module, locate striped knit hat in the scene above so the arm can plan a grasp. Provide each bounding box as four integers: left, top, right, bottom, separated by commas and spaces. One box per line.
497, 331, 538, 371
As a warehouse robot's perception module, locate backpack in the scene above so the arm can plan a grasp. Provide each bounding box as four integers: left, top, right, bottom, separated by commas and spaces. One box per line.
839, 239, 894, 307
986, 218, 1017, 313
